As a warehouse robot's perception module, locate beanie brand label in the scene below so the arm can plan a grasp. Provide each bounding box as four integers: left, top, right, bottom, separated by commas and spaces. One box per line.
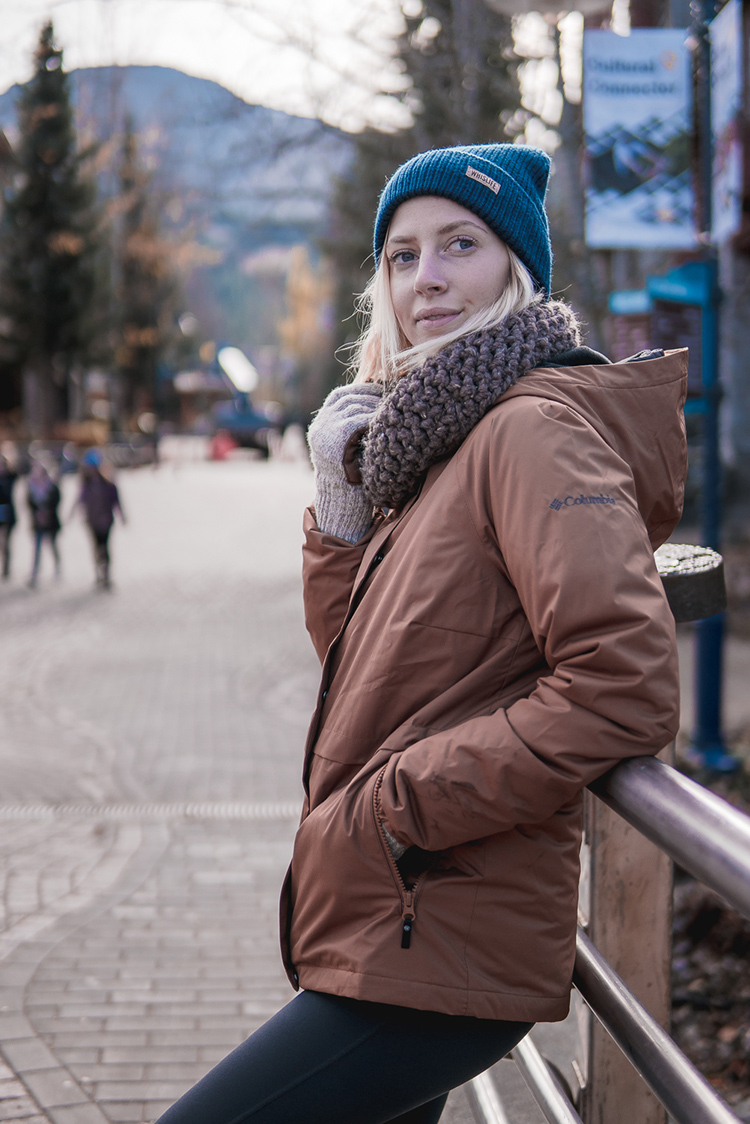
466, 165, 500, 194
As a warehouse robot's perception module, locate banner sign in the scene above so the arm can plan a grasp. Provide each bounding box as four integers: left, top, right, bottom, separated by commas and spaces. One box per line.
710, 0, 743, 242
583, 29, 697, 249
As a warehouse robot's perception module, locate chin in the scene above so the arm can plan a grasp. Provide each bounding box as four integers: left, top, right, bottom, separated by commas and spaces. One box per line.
415, 321, 464, 345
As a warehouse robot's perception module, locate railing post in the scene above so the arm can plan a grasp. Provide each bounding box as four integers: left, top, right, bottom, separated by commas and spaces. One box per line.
580, 754, 673, 1124
576, 543, 726, 1124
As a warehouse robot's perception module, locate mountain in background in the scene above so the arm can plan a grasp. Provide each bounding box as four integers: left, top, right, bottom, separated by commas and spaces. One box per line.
0, 66, 354, 362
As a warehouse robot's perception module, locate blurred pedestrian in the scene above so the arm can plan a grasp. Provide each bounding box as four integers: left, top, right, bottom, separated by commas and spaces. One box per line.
0, 452, 18, 580
27, 461, 61, 587
72, 450, 126, 589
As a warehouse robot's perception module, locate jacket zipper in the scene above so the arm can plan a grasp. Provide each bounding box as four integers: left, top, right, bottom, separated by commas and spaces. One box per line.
301, 530, 391, 795
301, 487, 427, 795
400, 889, 416, 949
373, 767, 427, 950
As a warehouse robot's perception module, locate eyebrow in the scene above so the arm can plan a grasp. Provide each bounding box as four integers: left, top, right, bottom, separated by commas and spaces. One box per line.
386, 219, 487, 246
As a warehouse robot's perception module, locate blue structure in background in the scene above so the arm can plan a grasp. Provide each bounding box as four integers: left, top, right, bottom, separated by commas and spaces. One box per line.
646, 263, 737, 772
610, 264, 738, 772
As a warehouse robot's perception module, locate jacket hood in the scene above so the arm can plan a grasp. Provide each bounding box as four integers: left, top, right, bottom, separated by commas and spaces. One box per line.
502, 348, 688, 547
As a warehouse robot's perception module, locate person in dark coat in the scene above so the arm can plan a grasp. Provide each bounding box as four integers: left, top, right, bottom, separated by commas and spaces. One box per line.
0, 452, 18, 580
27, 461, 62, 587
73, 449, 126, 588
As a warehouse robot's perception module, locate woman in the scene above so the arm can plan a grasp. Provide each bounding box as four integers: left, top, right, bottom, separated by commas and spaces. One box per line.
157, 144, 686, 1124
0, 452, 18, 580
73, 449, 125, 589
27, 461, 61, 587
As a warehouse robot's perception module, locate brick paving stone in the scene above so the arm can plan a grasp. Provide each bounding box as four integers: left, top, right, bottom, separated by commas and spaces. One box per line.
0, 1103, 45, 1122
0, 1046, 57, 1075
45, 1107, 109, 1124
50, 1037, 147, 1051
41, 1052, 98, 1068
100, 1053, 196, 1067
0, 1018, 35, 1041
0, 1082, 29, 1101
19, 1070, 89, 1109
100, 1106, 148, 1124
96, 1084, 187, 1104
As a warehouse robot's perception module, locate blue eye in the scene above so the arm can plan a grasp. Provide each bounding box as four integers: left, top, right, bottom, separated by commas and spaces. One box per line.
390, 249, 417, 265
455, 236, 476, 250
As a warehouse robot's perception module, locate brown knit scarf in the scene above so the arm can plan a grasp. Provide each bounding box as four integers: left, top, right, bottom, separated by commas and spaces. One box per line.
359, 299, 581, 509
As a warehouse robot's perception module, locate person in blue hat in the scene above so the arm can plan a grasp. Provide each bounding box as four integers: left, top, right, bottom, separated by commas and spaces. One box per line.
72, 450, 126, 588
155, 145, 685, 1124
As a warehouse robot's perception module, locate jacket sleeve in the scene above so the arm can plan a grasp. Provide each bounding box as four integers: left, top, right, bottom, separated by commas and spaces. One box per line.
302, 505, 380, 663
377, 398, 681, 853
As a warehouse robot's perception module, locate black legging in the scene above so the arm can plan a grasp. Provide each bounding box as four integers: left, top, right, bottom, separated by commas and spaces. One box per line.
90, 525, 112, 584
155, 990, 531, 1124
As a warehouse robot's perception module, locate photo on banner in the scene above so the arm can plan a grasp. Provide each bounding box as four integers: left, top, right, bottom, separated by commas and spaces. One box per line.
710, 0, 743, 243
583, 29, 697, 249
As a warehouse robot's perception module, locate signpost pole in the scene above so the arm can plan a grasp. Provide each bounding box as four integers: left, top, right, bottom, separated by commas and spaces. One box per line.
688, 0, 737, 771
691, 260, 734, 768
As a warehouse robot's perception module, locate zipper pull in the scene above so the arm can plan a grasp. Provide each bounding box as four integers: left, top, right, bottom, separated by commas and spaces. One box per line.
401, 890, 415, 950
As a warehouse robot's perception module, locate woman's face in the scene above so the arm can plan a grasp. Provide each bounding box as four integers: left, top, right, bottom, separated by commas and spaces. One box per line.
385, 196, 511, 348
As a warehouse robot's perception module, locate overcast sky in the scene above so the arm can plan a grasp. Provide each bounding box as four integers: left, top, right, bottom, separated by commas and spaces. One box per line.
0, 0, 412, 131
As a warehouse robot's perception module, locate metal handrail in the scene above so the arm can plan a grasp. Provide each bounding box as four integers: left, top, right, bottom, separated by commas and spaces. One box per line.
590, 755, 750, 920
574, 927, 740, 1124
512, 1035, 584, 1124
469, 1071, 512, 1124
473, 758, 750, 1124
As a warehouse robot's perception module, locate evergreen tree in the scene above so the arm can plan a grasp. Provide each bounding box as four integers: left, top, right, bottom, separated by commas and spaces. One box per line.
396, 0, 517, 149
322, 128, 414, 379
0, 22, 105, 435
112, 118, 183, 429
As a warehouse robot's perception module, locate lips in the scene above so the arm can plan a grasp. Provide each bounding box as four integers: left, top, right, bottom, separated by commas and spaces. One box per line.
415, 307, 461, 322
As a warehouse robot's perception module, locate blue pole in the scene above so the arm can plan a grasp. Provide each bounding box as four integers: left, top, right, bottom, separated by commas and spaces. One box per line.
691, 273, 729, 762
692, 288, 733, 768
687, 3, 737, 769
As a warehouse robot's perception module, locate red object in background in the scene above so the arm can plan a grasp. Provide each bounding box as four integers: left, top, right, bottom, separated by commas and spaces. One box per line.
209, 430, 239, 461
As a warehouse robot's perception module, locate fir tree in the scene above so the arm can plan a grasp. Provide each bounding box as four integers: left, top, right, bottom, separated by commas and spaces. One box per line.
112, 118, 182, 428
0, 21, 105, 436
396, 0, 517, 149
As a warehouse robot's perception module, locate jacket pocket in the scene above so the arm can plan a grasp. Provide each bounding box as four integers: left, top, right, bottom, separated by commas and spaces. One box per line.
288, 767, 430, 970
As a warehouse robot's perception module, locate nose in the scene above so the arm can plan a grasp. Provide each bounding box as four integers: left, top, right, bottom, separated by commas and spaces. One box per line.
413, 250, 447, 294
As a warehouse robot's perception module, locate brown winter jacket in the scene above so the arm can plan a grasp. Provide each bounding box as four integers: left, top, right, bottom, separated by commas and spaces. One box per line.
281, 349, 687, 1023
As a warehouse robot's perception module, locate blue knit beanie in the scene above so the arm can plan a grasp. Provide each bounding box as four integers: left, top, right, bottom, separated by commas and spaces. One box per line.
373, 144, 553, 296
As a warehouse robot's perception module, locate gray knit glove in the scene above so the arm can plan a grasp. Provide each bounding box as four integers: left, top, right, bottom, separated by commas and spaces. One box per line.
307, 383, 383, 543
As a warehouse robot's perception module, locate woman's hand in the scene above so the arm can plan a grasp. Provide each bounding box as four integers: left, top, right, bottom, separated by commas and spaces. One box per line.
307, 383, 383, 543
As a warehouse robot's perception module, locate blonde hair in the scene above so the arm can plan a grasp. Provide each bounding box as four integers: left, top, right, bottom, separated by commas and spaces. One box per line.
350, 245, 539, 386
